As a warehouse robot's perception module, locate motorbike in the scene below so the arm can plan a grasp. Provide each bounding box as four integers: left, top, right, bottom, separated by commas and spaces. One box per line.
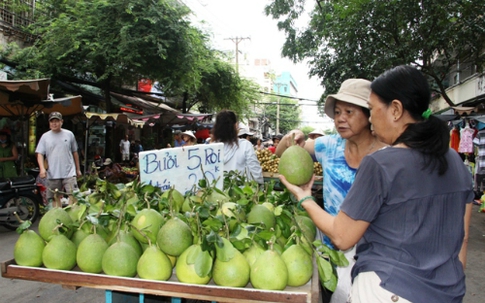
0, 175, 42, 230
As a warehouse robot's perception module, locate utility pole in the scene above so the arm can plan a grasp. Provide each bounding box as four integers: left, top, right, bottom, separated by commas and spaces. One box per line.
225, 37, 250, 74
274, 83, 284, 135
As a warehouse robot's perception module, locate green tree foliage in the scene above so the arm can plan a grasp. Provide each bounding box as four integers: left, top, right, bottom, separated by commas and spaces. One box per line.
261, 95, 301, 135
265, 0, 485, 107
192, 58, 260, 115
1, 0, 259, 116
300, 125, 314, 138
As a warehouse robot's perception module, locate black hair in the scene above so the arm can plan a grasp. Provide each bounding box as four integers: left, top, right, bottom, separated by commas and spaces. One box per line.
212, 110, 238, 146
0, 131, 12, 144
371, 65, 450, 175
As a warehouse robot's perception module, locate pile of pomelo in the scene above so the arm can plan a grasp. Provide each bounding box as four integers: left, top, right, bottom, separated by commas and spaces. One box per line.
13, 172, 347, 292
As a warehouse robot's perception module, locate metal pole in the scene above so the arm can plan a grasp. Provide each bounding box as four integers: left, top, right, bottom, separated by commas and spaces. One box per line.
84, 123, 89, 175
275, 83, 283, 135
276, 99, 280, 135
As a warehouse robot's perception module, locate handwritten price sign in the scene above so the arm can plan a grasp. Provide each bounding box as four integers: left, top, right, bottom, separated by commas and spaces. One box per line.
138, 143, 224, 193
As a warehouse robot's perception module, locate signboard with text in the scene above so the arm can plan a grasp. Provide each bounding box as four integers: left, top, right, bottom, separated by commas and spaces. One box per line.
139, 143, 224, 193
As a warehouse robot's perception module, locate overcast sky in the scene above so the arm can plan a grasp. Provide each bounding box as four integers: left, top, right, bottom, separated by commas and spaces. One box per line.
182, 0, 331, 129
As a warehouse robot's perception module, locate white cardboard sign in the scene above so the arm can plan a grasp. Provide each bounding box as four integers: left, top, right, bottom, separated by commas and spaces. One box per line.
139, 143, 224, 193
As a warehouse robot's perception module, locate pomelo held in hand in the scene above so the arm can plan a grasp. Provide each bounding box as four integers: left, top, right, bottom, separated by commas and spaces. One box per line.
278, 145, 314, 185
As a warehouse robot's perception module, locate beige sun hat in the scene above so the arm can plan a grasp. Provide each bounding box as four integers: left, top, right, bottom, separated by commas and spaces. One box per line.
324, 78, 372, 119
308, 128, 325, 136
181, 130, 196, 140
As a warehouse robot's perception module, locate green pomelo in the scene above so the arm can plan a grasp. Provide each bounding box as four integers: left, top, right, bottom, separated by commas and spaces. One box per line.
76, 234, 108, 273
157, 217, 193, 257
137, 245, 172, 280
204, 190, 230, 204
131, 209, 164, 244
247, 205, 275, 230
42, 234, 77, 270
14, 230, 45, 267
109, 230, 143, 258
181, 197, 191, 213
38, 207, 74, 241
65, 203, 87, 222
167, 254, 177, 267
262, 202, 275, 212
102, 242, 138, 277
296, 215, 317, 241
161, 188, 185, 213
175, 244, 211, 284
243, 242, 265, 269
250, 250, 288, 290
281, 244, 313, 287
71, 229, 90, 248
213, 249, 250, 287
278, 145, 314, 185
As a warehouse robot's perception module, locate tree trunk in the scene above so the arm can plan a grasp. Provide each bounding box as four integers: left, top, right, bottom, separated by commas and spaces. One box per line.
103, 78, 113, 159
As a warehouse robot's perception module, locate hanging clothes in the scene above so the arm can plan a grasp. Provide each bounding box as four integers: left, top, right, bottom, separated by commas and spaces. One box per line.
458, 123, 474, 154
450, 127, 460, 152
475, 129, 485, 171
474, 129, 485, 191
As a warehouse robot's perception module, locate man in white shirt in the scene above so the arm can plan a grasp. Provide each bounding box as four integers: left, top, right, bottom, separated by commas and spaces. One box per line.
119, 134, 131, 162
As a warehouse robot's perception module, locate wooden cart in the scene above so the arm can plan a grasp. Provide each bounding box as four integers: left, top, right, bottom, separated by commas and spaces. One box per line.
1, 259, 321, 303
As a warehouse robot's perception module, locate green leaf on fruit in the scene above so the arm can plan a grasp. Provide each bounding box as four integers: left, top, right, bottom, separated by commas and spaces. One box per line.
317, 256, 333, 282
323, 272, 338, 292
215, 238, 236, 262
194, 248, 213, 277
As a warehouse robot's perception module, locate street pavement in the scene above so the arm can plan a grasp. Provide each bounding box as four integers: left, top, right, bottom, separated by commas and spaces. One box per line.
1, 205, 484, 303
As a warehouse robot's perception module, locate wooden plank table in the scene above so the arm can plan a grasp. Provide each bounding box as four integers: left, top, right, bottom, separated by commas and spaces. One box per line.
2, 259, 321, 303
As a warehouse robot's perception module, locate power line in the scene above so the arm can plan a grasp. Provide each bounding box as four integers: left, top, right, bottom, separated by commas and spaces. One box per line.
259, 90, 321, 102
257, 102, 320, 107
225, 37, 250, 74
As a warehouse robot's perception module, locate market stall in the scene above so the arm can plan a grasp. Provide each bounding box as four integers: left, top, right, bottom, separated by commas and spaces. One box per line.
81, 112, 144, 175
2, 144, 327, 303
0, 78, 83, 174
1, 259, 320, 303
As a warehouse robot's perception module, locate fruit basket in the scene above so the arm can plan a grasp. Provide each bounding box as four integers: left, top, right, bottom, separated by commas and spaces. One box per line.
1, 258, 321, 303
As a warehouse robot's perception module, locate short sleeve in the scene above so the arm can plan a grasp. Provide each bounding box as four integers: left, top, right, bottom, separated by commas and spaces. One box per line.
70, 133, 78, 152
243, 140, 264, 184
340, 155, 389, 222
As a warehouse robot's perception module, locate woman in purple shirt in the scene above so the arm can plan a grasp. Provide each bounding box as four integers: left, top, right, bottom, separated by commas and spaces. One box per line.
281, 65, 473, 303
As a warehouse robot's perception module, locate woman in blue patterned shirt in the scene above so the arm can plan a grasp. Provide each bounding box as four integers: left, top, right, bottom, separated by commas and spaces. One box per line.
277, 79, 385, 303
